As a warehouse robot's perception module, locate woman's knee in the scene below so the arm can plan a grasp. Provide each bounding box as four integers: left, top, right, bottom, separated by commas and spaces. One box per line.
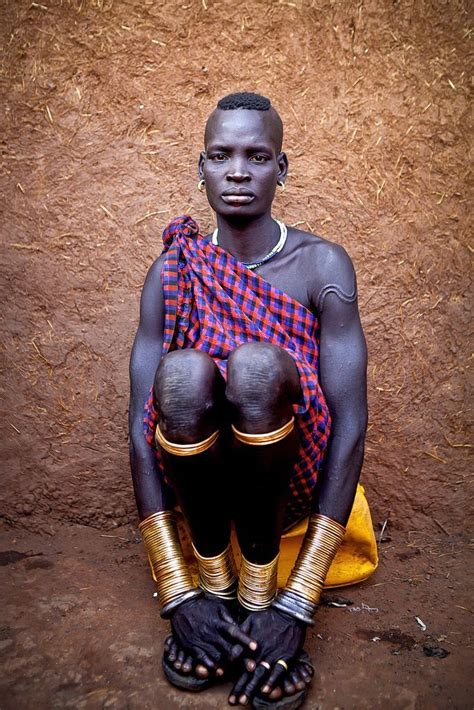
226, 343, 300, 425
153, 350, 223, 437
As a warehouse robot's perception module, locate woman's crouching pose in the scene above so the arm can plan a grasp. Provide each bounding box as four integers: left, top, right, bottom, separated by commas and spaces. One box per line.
129, 92, 368, 708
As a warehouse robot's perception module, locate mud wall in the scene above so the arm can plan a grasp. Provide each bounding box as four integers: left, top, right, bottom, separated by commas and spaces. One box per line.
1, 0, 471, 536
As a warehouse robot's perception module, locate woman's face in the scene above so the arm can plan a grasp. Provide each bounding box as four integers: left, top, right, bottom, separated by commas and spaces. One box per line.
199, 108, 287, 220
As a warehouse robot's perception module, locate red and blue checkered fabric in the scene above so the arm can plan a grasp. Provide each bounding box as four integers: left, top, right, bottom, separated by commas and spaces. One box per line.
144, 215, 331, 526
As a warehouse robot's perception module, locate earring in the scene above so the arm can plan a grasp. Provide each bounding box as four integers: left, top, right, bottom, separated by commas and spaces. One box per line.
197, 179, 205, 192
277, 180, 285, 190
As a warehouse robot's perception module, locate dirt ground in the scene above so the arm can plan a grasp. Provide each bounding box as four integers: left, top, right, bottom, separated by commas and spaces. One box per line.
1, 0, 472, 707
2, 525, 473, 709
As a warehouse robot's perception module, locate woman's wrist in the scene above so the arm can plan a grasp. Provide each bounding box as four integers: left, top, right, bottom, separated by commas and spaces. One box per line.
139, 510, 199, 612
271, 589, 316, 626
273, 514, 345, 624
160, 588, 203, 619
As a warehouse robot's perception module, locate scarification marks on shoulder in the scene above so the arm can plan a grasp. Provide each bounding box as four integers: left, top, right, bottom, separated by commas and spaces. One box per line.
316, 276, 357, 313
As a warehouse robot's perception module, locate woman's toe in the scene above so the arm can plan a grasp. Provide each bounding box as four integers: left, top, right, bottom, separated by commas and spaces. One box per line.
269, 687, 283, 700
283, 680, 296, 696
182, 658, 193, 674
195, 663, 209, 678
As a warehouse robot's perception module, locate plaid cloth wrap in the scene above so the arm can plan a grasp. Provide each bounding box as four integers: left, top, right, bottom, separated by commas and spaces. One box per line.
144, 215, 331, 527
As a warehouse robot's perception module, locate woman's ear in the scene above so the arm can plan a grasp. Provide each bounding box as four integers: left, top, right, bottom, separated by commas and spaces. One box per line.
277, 151, 289, 183
198, 151, 206, 179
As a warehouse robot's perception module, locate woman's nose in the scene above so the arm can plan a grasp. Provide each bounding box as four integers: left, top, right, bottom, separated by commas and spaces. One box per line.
226, 158, 250, 181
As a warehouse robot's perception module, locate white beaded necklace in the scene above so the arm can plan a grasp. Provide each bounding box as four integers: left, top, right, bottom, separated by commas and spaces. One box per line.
211, 220, 288, 271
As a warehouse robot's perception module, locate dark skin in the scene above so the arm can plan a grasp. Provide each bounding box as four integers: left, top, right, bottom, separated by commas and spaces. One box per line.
129, 107, 367, 704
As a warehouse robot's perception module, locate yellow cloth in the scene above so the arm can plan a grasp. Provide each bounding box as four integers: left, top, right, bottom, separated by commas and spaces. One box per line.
178, 483, 378, 589
282, 483, 378, 587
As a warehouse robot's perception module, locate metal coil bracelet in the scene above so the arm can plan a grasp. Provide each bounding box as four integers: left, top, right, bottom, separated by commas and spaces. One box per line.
272, 514, 345, 624
139, 511, 202, 618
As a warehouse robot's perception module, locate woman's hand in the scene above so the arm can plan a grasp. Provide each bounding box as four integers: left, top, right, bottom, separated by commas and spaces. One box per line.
170, 596, 257, 677
227, 607, 307, 704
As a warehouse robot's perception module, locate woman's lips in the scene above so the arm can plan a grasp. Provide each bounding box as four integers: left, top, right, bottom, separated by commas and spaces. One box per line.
221, 194, 255, 204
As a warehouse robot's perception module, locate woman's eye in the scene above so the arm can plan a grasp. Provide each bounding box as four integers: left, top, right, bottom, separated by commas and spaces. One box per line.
250, 155, 267, 163
211, 153, 227, 161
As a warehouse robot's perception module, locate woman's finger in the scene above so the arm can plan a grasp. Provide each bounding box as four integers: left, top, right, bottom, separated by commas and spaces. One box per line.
244, 657, 256, 672
214, 637, 234, 659
237, 663, 271, 704
297, 653, 314, 677
219, 620, 258, 651
228, 670, 251, 705
194, 648, 219, 673
260, 662, 286, 694
298, 665, 312, 684
229, 642, 244, 662
290, 668, 306, 691
235, 616, 251, 636
301, 660, 314, 677
219, 607, 237, 625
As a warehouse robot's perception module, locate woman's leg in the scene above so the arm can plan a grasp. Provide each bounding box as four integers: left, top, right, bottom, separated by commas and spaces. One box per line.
225, 342, 301, 564
154, 349, 230, 556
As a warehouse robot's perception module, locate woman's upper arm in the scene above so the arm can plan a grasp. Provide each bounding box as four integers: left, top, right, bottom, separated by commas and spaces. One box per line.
129, 255, 166, 429
312, 243, 368, 426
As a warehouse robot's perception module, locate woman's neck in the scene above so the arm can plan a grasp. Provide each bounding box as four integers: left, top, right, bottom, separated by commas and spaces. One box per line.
215, 213, 279, 263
